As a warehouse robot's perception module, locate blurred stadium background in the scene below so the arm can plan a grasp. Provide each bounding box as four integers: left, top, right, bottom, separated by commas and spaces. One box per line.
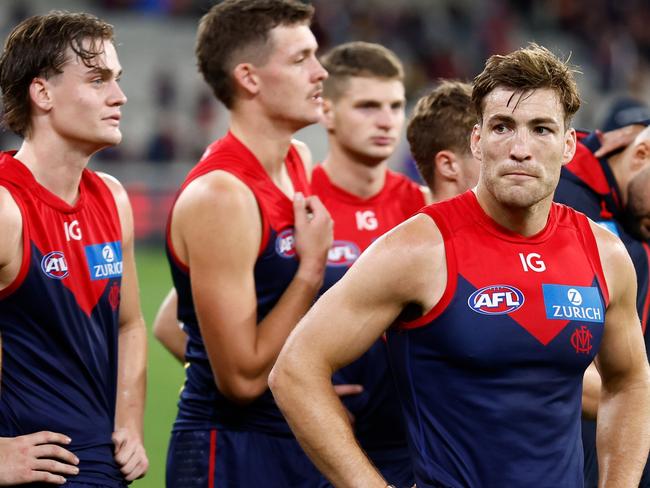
2, 0, 650, 485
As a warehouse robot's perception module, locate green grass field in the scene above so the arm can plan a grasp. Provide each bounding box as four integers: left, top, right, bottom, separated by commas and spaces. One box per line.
133, 245, 184, 487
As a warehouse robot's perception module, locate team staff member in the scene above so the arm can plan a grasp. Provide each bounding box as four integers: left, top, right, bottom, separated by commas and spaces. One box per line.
163, 1, 332, 485
313, 41, 428, 487
0, 11, 148, 486
270, 44, 650, 487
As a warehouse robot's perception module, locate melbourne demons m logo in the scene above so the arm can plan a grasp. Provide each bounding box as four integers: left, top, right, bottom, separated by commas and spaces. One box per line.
275, 229, 296, 259
41, 251, 69, 279
570, 325, 593, 354
468, 285, 525, 315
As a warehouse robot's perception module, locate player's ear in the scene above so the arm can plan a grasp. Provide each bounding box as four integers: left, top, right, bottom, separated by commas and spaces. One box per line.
321, 98, 335, 131
470, 124, 482, 162
29, 77, 53, 112
232, 62, 260, 97
435, 150, 460, 181
562, 127, 577, 165
631, 140, 650, 171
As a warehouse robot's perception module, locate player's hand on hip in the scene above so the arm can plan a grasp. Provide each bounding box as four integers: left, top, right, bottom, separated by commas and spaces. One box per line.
293, 192, 333, 273
0, 431, 79, 485
112, 427, 149, 481
333, 383, 363, 425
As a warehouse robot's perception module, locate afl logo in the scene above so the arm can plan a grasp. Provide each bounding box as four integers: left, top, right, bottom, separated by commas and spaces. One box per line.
468, 284, 525, 315
41, 251, 69, 279
327, 241, 360, 267
275, 229, 296, 259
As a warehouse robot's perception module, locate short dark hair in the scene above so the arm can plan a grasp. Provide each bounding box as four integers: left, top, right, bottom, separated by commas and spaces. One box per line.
320, 41, 404, 101
407, 80, 475, 187
0, 11, 114, 138
472, 43, 581, 128
196, 0, 314, 109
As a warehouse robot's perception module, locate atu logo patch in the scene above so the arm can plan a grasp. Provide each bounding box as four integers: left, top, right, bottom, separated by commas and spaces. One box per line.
41, 251, 69, 279
467, 284, 525, 315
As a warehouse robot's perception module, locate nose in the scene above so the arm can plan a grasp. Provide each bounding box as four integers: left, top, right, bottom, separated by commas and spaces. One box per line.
376, 106, 395, 131
509, 129, 531, 162
312, 58, 328, 82
109, 80, 127, 106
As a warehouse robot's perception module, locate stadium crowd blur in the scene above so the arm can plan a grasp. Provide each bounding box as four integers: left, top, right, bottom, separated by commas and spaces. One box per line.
1, 0, 650, 241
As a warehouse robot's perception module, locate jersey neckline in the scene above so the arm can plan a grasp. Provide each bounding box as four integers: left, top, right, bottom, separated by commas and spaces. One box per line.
464, 190, 558, 244
1, 152, 87, 214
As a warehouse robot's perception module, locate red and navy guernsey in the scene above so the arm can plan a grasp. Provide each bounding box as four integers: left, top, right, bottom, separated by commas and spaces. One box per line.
0, 152, 125, 486
386, 190, 608, 488
166, 132, 310, 434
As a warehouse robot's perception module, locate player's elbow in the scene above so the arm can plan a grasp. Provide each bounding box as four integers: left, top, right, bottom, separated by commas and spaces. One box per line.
216, 374, 269, 406
268, 351, 299, 409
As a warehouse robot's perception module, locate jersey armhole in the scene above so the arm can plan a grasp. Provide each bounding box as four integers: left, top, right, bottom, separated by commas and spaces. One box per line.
398, 210, 458, 330
0, 191, 31, 299
577, 215, 610, 308
165, 172, 271, 269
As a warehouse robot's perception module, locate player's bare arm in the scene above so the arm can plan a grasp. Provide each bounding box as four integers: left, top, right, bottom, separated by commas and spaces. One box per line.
582, 362, 601, 420
171, 169, 331, 404
270, 213, 444, 487
100, 174, 149, 481
153, 289, 186, 363
590, 222, 650, 486
0, 187, 23, 291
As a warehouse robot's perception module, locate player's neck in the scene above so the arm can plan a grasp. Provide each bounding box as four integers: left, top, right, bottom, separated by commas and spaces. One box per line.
14, 137, 90, 205
474, 186, 552, 237
323, 145, 387, 199
229, 111, 296, 176
433, 182, 466, 203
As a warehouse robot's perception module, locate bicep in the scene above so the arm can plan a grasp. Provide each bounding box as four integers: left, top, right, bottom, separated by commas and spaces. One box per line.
178, 177, 262, 377
594, 232, 648, 389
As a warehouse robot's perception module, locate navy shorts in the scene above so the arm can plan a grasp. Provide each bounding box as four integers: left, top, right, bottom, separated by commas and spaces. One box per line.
166, 429, 324, 487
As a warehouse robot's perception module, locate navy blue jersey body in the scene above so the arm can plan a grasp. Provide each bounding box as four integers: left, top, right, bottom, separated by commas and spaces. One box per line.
387, 191, 608, 488
0, 153, 125, 486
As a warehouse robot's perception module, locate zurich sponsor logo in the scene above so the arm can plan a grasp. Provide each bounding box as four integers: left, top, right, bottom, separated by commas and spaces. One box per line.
542, 284, 604, 323
85, 241, 123, 281
327, 241, 360, 267
467, 284, 525, 315
275, 229, 296, 259
41, 251, 69, 279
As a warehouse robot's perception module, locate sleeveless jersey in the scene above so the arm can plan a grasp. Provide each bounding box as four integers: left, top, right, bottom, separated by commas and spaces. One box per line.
556, 132, 650, 353
386, 191, 609, 488
167, 132, 310, 434
312, 165, 425, 453
0, 153, 124, 486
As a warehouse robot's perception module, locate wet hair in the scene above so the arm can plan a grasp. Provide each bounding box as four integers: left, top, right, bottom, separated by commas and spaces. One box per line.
0, 10, 114, 137
320, 41, 404, 101
196, 0, 314, 109
472, 43, 580, 128
407, 80, 475, 187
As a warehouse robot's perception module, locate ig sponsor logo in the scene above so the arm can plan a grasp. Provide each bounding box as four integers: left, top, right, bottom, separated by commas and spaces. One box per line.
468, 284, 525, 315
41, 251, 69, 279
